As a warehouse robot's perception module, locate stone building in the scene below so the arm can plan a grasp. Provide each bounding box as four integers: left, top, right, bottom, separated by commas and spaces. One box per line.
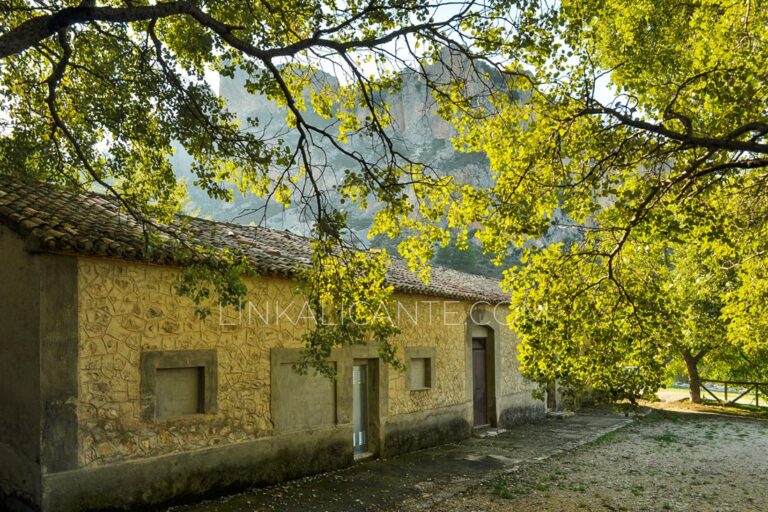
0, 176, 543, 512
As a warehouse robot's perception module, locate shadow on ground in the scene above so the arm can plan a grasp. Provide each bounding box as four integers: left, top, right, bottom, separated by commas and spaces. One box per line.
170, 408, 631, 512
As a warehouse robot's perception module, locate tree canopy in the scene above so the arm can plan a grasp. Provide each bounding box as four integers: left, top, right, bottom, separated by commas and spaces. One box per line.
2, 1, 768, 391
0, 0, 526, 370
449, 0, 768, 400
0, 0, 513, 223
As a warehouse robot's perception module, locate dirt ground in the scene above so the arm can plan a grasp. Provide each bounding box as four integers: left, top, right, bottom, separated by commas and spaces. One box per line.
171, 409, 630, 512
427, 401, 768, 512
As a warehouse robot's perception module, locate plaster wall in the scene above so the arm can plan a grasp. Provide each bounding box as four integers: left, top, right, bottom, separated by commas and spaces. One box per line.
496, 305, 544, 425
0, 226, 41, 507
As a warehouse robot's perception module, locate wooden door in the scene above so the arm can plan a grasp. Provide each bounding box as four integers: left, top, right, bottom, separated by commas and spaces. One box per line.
472, 338, 488, 426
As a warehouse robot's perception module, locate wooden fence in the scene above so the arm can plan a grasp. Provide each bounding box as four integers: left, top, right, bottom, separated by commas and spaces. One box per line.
700, 379, 768, 407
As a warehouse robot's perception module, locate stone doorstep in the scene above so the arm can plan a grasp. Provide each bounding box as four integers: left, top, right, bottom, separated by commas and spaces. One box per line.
353, 451, 376, 462
546, 410, 575, 420
471, 427, 508, 439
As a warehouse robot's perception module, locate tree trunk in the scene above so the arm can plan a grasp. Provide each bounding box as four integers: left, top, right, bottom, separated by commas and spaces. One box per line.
683, 351, 702, 403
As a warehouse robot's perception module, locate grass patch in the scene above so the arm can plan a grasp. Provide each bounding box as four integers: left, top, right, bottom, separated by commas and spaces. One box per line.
491, 475, 553, 499
638, 410, 668, 423
637, 409, 693, 425
587, 428, 625, 447
492, 480, 528, 499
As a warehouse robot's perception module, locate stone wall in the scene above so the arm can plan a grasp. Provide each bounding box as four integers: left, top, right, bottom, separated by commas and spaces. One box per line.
77, 259, 309, 467
386, 296, 470, 416
76, 257, 539, 468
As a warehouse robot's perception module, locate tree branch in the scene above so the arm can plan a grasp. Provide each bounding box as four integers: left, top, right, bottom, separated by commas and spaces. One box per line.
583, 103, 768, 155
0, 2, 199, 58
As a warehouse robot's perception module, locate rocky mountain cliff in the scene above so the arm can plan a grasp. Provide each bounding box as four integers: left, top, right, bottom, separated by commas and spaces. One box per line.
171, 65, 528, 278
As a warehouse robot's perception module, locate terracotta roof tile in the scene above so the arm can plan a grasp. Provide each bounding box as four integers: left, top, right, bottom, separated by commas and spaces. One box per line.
0, 175, 508, 303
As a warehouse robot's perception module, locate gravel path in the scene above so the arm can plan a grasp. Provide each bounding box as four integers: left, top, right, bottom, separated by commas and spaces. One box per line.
429, 401, 768, 512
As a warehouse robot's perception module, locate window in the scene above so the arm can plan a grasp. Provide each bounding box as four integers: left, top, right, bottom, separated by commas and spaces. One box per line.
155, 367, 204, 418
406, 347, 436, 391
140, 350, 217, 421
409, 358, 432, 390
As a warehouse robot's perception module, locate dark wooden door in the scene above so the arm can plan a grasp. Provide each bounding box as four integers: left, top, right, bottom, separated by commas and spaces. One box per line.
472, 338, 488, 426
